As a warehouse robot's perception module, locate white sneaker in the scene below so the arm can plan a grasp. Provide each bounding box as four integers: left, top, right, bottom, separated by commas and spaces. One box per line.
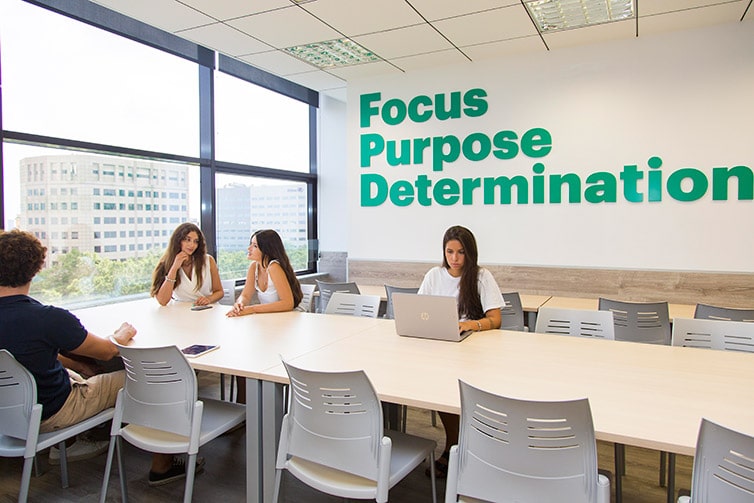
48, 439, 110, 465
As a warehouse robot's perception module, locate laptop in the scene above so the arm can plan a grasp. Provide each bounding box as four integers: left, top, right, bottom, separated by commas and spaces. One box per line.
392, 293, 473, 342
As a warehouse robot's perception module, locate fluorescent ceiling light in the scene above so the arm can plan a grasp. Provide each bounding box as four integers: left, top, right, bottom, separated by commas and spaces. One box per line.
283, 38, 380, 69
524, 0, 635, 33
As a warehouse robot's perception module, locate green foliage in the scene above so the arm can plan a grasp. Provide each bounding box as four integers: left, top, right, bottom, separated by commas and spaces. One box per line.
30, 243, 311, 308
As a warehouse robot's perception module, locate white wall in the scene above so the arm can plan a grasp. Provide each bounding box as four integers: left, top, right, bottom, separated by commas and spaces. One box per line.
344, 21, 754, 273
317, 94, 348, 252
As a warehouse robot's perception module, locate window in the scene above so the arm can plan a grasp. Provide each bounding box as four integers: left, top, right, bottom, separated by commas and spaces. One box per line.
1, 0, 317, 308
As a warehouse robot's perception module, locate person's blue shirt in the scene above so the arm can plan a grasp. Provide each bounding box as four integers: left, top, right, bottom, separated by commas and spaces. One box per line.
0, 294, 87, 419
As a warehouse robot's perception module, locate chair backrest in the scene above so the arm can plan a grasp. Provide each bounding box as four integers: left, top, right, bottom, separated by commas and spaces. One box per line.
315, 280, 360, 314
598, 298, 670, 345
219, 278, 238, 306
115, 344, 198, 437
688, 419, 754, 502
455, 380, 602, 503
534, 307, 615, 339
0, 349, 39, 441
298, 283, 316, 312
324, 292, 381, 318
383, 285, 419, 319
671, 318, 754, 352
500, 291, 526, 331
280, 360, 383, 481
694, 303, 754, 323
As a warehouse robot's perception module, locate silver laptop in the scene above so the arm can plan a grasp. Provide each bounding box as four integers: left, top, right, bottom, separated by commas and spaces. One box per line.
392, 293, 473, 342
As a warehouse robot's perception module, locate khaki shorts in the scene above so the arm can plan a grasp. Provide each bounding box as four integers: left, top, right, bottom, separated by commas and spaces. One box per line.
39, 369, 124, 433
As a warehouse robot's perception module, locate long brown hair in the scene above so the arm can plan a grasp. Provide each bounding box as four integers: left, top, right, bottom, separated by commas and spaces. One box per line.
442, 226, 484, 320
150, 222, 208, 296
252, 229, 303, 308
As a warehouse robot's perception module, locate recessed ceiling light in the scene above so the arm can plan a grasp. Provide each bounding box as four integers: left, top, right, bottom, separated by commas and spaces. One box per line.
524, 0, 635, 33
283, 38, 380, 69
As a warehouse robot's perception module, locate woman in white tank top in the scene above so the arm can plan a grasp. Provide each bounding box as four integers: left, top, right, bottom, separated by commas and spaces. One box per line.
226, 229, 303, 317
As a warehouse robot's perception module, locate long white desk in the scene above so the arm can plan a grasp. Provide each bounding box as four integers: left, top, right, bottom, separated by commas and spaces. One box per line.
75, 298, 754, 503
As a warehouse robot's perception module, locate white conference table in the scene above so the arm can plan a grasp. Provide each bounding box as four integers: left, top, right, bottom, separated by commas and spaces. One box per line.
74, 298, 383, 503
75, 298, 754, 503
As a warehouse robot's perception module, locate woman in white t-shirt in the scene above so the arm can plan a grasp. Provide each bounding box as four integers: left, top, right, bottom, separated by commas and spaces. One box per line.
226, 229, 303, 317
150, 223, 223, 306
418, 225, 504, 477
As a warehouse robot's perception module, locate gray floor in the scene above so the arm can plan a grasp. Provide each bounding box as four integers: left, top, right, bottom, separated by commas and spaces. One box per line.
0, 372, 691, 502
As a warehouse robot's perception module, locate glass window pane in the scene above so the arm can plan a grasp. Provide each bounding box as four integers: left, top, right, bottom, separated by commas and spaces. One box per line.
0, 0, 199, 157
215, 173, 309, 278
215, 72, 310, 172
2, 142, 200, 308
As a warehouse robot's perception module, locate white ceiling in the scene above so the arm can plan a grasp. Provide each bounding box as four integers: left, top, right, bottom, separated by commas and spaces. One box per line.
89, 0, 753, 101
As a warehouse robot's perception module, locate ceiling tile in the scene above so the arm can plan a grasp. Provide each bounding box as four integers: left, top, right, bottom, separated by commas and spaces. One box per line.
283, 70, 347, 91
299, 0, 424, 36
227, 6, 342, 48
409, 0, 520, 21
432, 4, 539, 47
639, 0, 746, 17
543, 18, 637, 51
326, 60, 404, 80
352, 24, 454, 60
390, 49, 472, 72
178, 23, 273, 56
639, 3, 747, 36
239, 50, 319, 75
90, 0, 214, 32
179, 0, 293, 21
462, 35, 546, 61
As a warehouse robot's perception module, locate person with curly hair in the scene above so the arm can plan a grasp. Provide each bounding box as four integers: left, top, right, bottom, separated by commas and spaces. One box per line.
0, 229, 202, 486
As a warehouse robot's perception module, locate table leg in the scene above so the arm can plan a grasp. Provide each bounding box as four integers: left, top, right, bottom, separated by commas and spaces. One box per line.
667, 453, 676, 503
246, 378, 262, 503
262, 380, 284, 503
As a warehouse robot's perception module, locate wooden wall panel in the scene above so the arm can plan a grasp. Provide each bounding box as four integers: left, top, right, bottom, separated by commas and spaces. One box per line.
348, 260, 754, 308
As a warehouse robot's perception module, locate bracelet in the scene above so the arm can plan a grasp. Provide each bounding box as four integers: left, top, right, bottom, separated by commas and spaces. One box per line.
476, 320, 483, 331
164, 276, 176, 283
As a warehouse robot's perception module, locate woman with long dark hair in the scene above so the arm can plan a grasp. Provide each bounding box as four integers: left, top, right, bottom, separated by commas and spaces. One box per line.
151, 222, 223, 306
418, 225, 503, 476
226, 229, 303, 316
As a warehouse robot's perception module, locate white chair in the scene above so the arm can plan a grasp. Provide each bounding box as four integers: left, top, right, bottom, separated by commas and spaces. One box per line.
445, 380, 610, 503
534, 307, 615, 339
383, 285, 419, 320
218, 278, 238, 306
273, 360, 437, 503
500, 291, 528, 332
297, 283, 316, 312
598, 298, 670, 345
678, 418, 754, 503
315, 280, 360, 313
324, 291, 381, 318
672, 317, 754, 352
693, 303, 754, 322
0, 349, 115, 503
99, 344, 245, 503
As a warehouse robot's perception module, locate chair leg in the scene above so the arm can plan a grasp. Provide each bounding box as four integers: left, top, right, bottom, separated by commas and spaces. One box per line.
431, 410, 437, 427
99, 437, 116, 503
58, 441, 69, 488
116, 438, 129, 502
220, 374, 226, 401
19, 456, 34, 503
184, 453, 197, 503
401, 405, 407, 433
272, 468, 283, 502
